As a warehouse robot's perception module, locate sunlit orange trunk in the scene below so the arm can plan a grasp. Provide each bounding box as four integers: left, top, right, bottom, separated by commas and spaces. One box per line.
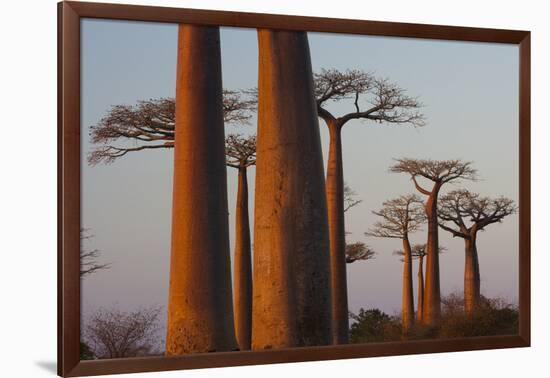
464, 232, 481, 315
423, 188, 441, 326
326, 123, 349, 344
166, 25, 237, 355
252, 29, 332, 350
416, 255, 425, 322
401, 238, 415, 334
233, 167, 252, 350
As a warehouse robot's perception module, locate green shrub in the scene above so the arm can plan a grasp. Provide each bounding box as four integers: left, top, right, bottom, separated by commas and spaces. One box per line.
349, 294, 518, 343
349, 308, 401, 343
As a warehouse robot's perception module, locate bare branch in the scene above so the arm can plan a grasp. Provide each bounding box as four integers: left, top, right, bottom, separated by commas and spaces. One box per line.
343, 183, 362, 213
80, 228, 110, 278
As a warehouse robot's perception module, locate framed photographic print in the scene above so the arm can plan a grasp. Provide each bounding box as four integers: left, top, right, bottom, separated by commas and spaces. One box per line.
58, 1, 530, 376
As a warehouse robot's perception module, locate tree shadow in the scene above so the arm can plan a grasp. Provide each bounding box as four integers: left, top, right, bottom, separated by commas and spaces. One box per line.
35, 361, 57, 374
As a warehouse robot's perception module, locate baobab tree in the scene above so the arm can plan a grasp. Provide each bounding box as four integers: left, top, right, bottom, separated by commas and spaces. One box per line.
80, 228, 110, 278
411, 244, 427, 323
165, 24, 242, 354
366, 195, 425, 333
83, 306, 162, 358
345, 242, 376, 263
225, 133, 256, 350
314, 69, 425, 343
438, 190, 516, 315
395, 244, 443, 323
253, 30, 331, 349
390, 159, 477, 325
87, 70, 254, 353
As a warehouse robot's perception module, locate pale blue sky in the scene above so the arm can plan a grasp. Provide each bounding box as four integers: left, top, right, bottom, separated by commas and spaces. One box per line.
80, 19, 519, 332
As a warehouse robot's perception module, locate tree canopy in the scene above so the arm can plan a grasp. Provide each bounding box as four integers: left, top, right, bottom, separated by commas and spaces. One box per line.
225, 133, 257, 169
88, 90, 256, 164
390, 159, 477, 195
345, 242, 376, 263
438, 189, 516, 238
80, 228, 110, 278
366, 194, 426, 239
394, 243, 445, 261
314, 68, 425, 128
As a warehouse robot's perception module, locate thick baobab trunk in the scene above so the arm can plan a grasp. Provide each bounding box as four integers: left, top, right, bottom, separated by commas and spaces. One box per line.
423, 190, 441, 326
252, 29, 332, 350
326, 122, 349, 344
401, 238, 415, 334
166, 25, 237, 355
233, 167, 252, 350
417, 255, 425, 322
464, 233, 481, 315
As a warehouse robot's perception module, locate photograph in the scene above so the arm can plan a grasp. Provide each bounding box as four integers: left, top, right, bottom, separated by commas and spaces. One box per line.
78, 17, 520, 360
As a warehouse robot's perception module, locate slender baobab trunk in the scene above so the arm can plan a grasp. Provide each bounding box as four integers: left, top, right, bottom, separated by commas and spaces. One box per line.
252, 29, 332, 350
417, 254, 425, 322
401, 237, 415, 334
166, 25, 237, 355
233, 167, 252, 350
464, 232, 481, 315
326, 122, 349, 344
423, 188, 441, 326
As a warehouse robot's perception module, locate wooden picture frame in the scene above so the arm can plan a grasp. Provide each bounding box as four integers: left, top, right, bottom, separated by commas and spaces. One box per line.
58, 1, 531, 376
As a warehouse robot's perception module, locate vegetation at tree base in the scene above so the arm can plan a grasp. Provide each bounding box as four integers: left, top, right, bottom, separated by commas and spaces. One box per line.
349, 293, 518, 343
83, 306, 162, 359
79, 341, 95, 360
349, 309, 401, 343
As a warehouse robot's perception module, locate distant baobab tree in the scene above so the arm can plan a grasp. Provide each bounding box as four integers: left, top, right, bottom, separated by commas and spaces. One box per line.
390, 159, 477, 326
410, 244, 427, 322
225, 133, 256, 350
88, 91, 255, 164
80, 228, 110, 278
395, 244, 443, 323
366, 195, 425, 333
83, 306, 162, 359
345, 242, 376, 263
314, 68, 425, 344
438, 190, 516, 315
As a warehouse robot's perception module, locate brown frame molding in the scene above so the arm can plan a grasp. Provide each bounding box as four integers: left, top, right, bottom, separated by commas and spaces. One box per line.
58, 1, 531, 376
